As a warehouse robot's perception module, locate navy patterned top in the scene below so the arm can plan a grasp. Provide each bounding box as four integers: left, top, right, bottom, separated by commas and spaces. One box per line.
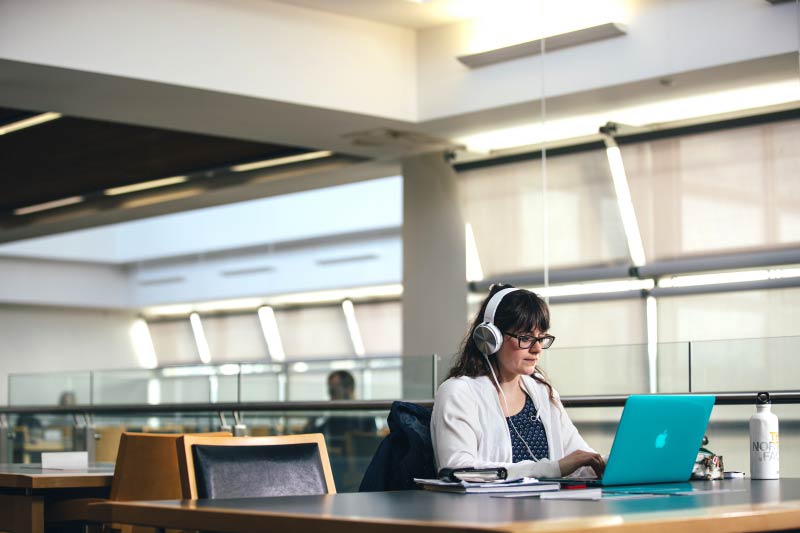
507, 393, 549, 462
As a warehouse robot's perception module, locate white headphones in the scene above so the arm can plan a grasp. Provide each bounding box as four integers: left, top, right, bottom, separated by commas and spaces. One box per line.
472, 287, 520, 355
473, 286, 542, 461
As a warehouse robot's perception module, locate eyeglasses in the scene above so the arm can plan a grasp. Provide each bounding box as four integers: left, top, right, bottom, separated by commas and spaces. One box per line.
502, 332, 556, 350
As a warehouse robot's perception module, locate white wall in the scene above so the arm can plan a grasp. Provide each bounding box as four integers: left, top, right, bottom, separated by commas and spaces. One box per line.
0, 305, 140, 405
0, 0, 417, 120
0, 257, 129, 309
416, 0, 799, 120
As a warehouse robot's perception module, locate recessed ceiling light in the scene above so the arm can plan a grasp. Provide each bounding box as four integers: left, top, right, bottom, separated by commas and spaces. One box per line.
0, 112, 61, 136
104, 175, 188, 196
230, 150, 333, 172
13, 195, 84, 216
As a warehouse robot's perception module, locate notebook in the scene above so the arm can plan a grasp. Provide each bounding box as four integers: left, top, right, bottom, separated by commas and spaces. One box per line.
544, 394, 715, 487
414, 477, 560, 494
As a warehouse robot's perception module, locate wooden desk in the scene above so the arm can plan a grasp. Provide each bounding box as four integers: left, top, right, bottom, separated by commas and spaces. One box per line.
0, 463, 114, 533
91, 479, 800, 533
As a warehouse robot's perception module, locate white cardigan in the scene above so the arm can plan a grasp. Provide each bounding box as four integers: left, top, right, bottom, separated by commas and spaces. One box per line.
431, 374, 595, 480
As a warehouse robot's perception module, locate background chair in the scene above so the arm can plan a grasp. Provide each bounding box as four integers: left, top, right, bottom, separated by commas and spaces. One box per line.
177, 433, 336, 499
46, 431, 230, 533
94, 425, 127, 463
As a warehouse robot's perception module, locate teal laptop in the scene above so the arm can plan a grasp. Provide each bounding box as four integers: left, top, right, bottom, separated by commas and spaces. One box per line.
545, 394, 715, 486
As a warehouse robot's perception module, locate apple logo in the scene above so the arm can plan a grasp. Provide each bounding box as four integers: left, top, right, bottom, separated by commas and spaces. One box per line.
655, 430, 668, 449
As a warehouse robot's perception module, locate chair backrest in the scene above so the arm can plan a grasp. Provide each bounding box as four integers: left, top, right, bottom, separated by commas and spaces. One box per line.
358, 401, 435, 492
95, 425, 127, 463
109, 431, 231, 501
177, 433, 336, 499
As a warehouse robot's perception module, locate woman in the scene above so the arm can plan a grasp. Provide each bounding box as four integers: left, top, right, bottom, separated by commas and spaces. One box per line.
431, 284, 604, 480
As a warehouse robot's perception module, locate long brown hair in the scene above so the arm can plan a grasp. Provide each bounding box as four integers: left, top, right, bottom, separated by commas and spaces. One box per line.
447, 284, 556, 402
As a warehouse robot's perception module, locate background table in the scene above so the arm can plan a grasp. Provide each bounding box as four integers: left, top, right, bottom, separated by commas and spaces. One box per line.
92, 479, 800, 533
0, 463, 114, 533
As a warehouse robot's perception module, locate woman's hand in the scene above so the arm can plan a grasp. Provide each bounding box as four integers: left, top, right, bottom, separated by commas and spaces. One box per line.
558, 450, 605, 477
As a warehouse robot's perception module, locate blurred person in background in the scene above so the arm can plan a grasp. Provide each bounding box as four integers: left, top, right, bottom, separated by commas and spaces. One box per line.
308, 370, 377, 451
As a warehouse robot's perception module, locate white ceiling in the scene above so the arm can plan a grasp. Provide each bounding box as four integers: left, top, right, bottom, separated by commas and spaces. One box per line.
269, 0, 470, 29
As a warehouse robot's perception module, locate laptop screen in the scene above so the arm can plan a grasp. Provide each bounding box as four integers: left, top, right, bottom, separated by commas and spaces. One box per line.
600, 394, 715, 486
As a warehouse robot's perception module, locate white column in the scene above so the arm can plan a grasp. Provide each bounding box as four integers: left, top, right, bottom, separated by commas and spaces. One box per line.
401, 153, 467, 399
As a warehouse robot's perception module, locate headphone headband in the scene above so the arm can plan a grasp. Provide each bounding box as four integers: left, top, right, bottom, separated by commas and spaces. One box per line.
483, 287, 519, 325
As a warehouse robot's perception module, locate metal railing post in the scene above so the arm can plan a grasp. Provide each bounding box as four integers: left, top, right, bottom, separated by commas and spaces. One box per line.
232, 411, 247, 436
218, 411, 232, 433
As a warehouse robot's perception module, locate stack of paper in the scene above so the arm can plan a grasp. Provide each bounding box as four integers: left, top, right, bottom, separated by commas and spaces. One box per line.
413, 477, 560, 494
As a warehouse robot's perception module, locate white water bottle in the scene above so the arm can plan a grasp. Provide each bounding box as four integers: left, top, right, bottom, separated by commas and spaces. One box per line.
749, 392, 779, 479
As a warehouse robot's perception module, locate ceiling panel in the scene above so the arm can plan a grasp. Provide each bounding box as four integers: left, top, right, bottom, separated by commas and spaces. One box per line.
0, 106, 313, 212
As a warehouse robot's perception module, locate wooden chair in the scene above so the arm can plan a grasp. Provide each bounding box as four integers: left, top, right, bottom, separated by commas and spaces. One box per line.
94, 426, 127, 463
177, 433, 336, 500
46, 431, 230, 533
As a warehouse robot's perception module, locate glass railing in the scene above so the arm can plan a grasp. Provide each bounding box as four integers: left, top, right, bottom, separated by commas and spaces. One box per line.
8, 337, 800, 407
688, 336, 800, 392
9, 354, 410, 406
541, 336, 800, 395
5, 337, 800, 490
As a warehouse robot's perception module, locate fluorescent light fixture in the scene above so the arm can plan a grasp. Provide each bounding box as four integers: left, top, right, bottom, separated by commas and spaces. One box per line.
219, 363, 241, 376
769, 267, 800, 279
230, 151, 333, 172
147, 378, 161, 405
143, 303, 195, 318
239, 363, 283, 375
189, 312, 212, 364
457, 80, 800, 152
342, 299, 366, 356
529, 278, 654, 298
118, 187, 202, 209
646, 295, 657, 394
458, 22, 626, 68
612, 80, 800, 127
0, 112, 61, 136
258, 306, 286, 362
265, 284, 403, 306
14, 195, 84, 216
458, 115, 600, 153
104, 175, 188, 196
194, 298, 266, 313
161, 366, 217, 377
143, 285, 403, 318
292, 362, 309, 373
330, 360, 358, 370
465, 223, 485, 282
605, 140, 646, 267
658, 269, 771, 288
130, 319, 158, 369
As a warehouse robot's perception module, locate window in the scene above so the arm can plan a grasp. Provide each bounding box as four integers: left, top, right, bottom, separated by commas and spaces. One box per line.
624, 119, 800, 261
149, 320, 199, 365
202, 314, 268, 362
458, 149, 628, 277
275, 305, 352, 358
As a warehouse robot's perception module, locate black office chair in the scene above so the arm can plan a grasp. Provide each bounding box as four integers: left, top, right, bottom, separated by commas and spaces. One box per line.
177, 434, 336, 499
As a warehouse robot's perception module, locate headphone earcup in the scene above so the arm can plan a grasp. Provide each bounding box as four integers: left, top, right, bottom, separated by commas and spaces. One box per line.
473, 322, 504, 355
